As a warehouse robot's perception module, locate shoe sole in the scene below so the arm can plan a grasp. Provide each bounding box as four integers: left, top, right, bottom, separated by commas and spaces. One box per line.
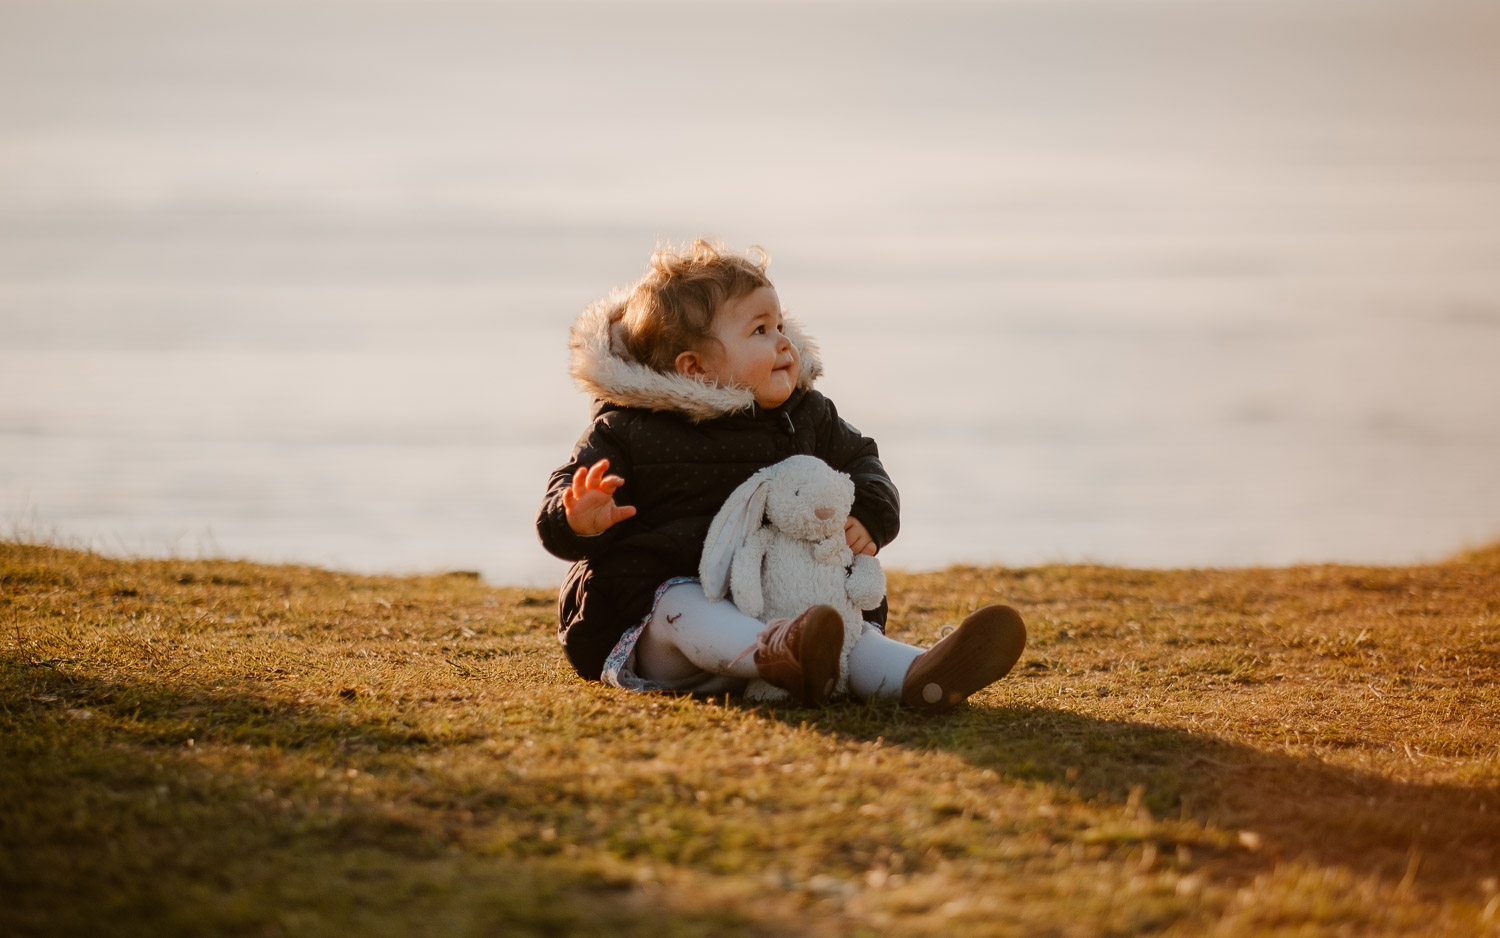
902, 604, 1027, 713
796, 605, 844, 706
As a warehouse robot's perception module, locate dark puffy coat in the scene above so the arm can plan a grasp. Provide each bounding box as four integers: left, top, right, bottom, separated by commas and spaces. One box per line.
536, 288, 900, 681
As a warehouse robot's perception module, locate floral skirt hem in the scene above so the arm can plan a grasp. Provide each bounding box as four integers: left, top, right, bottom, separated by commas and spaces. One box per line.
599, 577, 743, 696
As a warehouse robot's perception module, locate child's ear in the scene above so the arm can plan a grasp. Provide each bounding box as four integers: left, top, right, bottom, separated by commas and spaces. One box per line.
675, 351, 707, 379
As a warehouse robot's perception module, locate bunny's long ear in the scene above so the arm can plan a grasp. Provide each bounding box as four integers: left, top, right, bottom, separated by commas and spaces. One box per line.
700, 470, 772, 601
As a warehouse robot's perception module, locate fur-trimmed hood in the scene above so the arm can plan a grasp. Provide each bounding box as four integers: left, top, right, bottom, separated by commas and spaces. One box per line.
568, 287, 824, 422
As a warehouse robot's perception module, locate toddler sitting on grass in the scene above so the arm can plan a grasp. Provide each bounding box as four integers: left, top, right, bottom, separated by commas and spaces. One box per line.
537, 240, 1025, 711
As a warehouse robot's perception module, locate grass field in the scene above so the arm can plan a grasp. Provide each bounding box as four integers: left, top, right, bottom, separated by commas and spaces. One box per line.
3, 539, 1497, 936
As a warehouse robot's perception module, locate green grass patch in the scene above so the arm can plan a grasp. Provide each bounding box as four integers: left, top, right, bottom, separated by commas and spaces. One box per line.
3, 540, 1499, 936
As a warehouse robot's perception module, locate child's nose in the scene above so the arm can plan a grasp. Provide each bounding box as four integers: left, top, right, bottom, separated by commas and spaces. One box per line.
815, 507, 834, 521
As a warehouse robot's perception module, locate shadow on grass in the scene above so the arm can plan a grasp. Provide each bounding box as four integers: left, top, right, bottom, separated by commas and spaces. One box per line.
7, 643, 1495, 932
783, 698, 1500, 902
0, 659, 809, 938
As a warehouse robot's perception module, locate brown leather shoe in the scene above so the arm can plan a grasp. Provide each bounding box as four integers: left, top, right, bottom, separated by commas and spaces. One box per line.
753, 604, 844, 706
901, 605, 1027, 713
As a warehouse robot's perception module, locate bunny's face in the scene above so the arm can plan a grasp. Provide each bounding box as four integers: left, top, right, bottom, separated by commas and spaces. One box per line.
762, 456, 855, 543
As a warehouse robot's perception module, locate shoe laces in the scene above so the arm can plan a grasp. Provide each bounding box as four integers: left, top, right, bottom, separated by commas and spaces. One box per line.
729, 616, 797, 670
757, 616, 800, 657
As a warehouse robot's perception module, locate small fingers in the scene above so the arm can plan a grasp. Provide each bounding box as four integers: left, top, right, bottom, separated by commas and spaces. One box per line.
842, 516, 877, 556
585, 459, 610, 491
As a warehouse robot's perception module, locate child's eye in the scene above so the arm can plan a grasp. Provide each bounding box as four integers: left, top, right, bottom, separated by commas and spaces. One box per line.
753, 325, 765, 335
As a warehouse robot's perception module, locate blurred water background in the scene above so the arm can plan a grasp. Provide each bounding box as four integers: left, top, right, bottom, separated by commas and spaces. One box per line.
3, 0, 1499, 585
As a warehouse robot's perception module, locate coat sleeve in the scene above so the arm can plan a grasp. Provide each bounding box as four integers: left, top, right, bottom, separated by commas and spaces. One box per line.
808, 394, 901, 550
536, 414, 635, 562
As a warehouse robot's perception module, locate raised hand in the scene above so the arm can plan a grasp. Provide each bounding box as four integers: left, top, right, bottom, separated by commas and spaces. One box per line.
562, 459, 637, 536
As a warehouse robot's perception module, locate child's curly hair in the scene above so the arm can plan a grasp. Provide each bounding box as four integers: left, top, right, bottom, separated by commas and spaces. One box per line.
622, 239, 772, 373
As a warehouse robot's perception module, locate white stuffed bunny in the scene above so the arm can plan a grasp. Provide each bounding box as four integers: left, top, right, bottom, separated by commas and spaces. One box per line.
700, 454, 886, 700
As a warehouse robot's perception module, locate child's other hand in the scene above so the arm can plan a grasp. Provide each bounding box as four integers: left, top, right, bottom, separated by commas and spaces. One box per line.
845, 517, 876, 557
563, 459, 637, 536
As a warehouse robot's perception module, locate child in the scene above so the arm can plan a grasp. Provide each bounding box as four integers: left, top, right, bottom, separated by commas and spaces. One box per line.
537, 240, 1025, 712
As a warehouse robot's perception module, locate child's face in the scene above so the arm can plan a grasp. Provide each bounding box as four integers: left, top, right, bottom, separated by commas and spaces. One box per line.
677, 286, 800, 409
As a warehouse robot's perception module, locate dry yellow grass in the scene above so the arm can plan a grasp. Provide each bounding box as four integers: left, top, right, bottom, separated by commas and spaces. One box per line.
2, 539, 1497, 936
